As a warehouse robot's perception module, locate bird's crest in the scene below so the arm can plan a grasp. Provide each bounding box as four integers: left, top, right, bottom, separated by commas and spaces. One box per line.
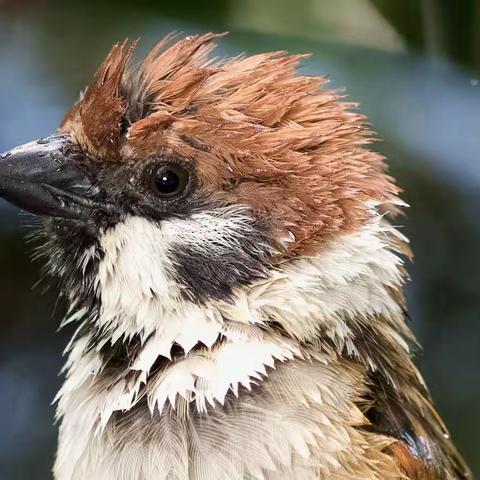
61, 32, 399, 253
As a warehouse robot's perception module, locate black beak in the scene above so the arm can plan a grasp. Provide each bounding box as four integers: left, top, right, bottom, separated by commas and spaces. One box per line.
0, 134, 103, 221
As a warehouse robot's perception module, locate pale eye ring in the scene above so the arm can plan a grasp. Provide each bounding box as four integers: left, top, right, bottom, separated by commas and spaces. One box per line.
150, 163, 190, 198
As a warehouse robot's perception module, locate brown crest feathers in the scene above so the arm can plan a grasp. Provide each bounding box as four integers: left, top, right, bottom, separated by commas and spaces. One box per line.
60, 33, 401, 253
61, 40, 136, 160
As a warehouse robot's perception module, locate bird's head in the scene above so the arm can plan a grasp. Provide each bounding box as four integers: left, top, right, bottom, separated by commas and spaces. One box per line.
0, 33, 404, 349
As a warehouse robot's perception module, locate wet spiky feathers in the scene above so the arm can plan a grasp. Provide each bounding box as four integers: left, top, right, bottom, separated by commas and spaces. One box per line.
0, 33, 471, 479
61, 33, 399, 255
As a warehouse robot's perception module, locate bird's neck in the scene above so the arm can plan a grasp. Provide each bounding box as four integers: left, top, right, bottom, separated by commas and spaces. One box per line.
54, 208, 412, 478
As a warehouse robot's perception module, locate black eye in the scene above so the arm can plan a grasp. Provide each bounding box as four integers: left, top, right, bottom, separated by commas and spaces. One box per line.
151, 164, 189, 198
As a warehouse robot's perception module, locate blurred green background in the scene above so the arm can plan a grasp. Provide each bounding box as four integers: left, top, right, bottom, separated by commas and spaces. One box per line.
0, 0, 479, 478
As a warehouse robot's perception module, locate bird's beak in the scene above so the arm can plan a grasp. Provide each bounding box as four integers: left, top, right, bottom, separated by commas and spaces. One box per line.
0, 133, 104, 221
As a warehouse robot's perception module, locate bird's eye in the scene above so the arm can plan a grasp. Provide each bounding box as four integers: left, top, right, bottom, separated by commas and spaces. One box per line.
151, 164, 189, 198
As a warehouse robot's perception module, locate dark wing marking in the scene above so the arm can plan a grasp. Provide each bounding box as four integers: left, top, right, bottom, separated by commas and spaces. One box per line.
366, 375, 472, 479
346, 318, 473, 479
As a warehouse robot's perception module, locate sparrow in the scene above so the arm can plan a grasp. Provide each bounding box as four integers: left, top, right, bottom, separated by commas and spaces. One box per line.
0, 33, 472, 480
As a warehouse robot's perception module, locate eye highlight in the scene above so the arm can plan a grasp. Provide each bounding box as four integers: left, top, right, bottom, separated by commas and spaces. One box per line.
150, 163, 190, 198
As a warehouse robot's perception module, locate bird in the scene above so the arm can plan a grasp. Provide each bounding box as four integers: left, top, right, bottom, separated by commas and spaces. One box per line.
0, 33, 473, 480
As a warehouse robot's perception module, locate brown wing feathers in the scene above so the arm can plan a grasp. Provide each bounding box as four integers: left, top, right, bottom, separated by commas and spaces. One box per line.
355, 322, 472, 479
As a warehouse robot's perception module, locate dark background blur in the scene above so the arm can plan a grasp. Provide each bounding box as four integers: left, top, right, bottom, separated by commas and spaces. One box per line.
0, 0, 479, 478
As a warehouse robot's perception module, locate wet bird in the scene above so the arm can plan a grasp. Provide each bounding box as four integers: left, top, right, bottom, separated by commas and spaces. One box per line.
0, 33, 472, 480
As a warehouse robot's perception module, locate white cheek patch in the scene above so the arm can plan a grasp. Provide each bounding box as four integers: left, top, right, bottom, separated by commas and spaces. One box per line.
162, 205, 272, 257
96, 203, 405, 347
97, 215, 178, 339
95, 205, 273, 345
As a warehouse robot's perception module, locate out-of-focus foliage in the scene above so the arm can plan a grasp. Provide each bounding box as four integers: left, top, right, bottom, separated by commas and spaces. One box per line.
373, 0, 480, 69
